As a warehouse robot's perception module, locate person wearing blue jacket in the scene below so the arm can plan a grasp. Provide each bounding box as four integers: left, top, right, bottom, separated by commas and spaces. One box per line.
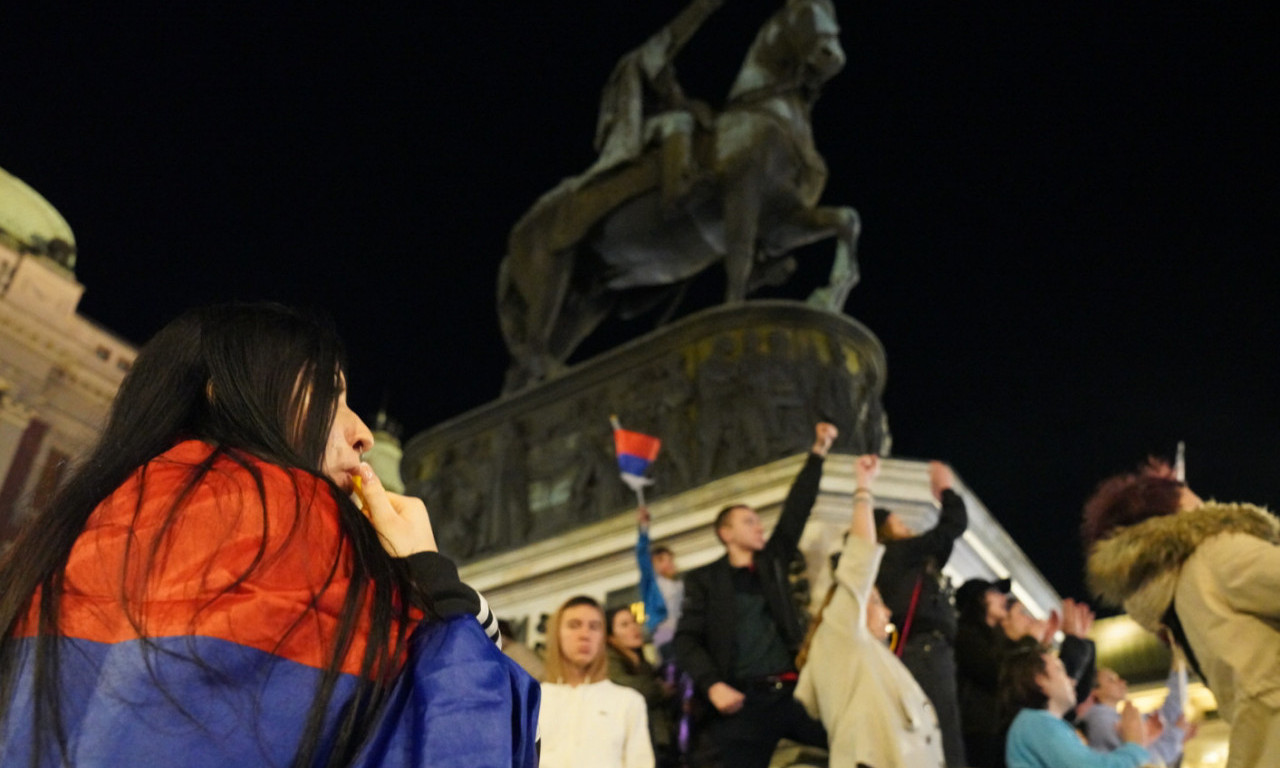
1003, 647, 1155, 768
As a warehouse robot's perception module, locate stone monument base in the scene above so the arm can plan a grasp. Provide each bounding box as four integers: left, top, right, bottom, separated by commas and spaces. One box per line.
403, 301, 890, 564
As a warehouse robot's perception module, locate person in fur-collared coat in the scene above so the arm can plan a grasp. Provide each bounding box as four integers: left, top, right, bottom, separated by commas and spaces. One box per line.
1083, 461, 1280, 768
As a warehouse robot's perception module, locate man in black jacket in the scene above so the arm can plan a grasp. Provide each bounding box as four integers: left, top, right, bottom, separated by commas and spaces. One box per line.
873, 461, 967, 767
674, 422, 835, 768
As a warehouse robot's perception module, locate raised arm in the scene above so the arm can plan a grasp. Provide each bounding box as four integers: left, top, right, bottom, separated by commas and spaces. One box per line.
826, 454, 886, 606
885, 462, 967, 564
1148, 655, 1189, 766
767, 422, 837, 553
849, 455, 880, 544
635, 506, 669, 633
1060, 598, 1097, 692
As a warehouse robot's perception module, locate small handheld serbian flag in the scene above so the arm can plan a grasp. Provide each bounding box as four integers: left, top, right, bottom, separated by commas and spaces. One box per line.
611, 415, 662, 501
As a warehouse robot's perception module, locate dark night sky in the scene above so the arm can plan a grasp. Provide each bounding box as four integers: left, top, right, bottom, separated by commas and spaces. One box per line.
5, 2, 1278, 603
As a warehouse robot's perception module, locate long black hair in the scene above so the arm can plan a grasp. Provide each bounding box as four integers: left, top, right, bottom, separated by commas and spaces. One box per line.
0, 302, 421, 767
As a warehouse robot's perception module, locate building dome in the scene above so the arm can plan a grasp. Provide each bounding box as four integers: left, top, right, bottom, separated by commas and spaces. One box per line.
0, 166, 76, 271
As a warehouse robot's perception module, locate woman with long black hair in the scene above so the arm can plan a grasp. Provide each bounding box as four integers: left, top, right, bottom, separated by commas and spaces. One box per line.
0, 302, 537, 767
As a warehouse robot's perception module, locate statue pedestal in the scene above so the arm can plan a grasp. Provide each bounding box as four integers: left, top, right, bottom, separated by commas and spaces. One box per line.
403, 301, 1064, 657
403, 301, 889, 563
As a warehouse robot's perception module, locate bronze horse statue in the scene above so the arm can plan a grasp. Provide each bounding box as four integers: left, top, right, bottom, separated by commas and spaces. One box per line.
499, 0, 859, 390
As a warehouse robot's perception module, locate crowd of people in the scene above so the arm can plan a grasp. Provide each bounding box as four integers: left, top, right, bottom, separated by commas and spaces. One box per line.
0, 302, 1276, 768
532, 428, 1278, 768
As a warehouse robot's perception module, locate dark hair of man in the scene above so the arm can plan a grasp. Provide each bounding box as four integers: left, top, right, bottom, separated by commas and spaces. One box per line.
998, 643, 1051, 722
0, 302, 427, 768
561, 595, 602, 613
1081, 459, 1182, 549
713, 504, 748, 541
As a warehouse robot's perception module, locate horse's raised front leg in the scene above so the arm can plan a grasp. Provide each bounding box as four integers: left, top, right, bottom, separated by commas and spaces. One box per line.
762, 204, 861, 311
501, 231, 577, 385
814, 204, 860, 310
721, 174, 764, 303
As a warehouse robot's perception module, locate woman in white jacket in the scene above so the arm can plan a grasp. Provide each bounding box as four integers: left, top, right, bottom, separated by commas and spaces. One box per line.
540, 595, 655, 768
794, 455, 945, 768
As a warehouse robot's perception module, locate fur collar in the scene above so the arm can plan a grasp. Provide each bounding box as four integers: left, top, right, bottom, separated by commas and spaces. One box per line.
1087, 502, 1280, 612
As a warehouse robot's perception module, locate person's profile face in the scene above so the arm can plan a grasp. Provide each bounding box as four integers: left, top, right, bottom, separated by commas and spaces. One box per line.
1035, 653, 1077, 710
319, 375, 374, 490
1095, 668, 1128, 704
718, 506, 765, 551
559, 604, 605, 670
1001, 601, 1036, 641
610, 608, 645, 650
983, 590, 1009, 626
885, 513, 913, 540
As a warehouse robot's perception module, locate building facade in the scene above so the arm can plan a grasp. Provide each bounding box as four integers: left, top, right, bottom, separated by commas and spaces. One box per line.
0, 167, 135, 538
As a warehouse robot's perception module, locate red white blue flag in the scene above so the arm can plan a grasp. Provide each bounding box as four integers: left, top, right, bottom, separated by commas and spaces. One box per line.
612, 417, 662, 494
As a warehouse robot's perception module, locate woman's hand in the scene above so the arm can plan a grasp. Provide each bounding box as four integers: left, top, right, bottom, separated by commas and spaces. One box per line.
352, 463, 437, 557
854, 454, 880, 488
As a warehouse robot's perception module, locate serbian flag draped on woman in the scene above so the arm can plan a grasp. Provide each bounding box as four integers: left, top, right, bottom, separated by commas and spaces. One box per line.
0, 303, 538, 768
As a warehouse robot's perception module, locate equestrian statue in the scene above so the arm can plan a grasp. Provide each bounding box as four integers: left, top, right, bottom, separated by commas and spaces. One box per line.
499, 0, 860, 390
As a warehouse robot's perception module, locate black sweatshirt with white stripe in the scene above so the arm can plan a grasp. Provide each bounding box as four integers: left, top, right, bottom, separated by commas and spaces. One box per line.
405, 551, 499, 646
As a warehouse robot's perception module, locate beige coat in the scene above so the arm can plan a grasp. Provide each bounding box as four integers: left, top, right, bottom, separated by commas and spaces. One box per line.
794, 536, 945, 768
1087, 502, 1280, 766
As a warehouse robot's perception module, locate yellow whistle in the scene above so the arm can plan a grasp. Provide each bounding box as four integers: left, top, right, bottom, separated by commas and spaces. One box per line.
352, 474, 368, 509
